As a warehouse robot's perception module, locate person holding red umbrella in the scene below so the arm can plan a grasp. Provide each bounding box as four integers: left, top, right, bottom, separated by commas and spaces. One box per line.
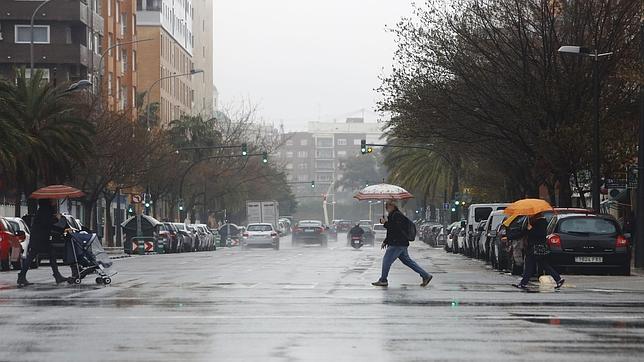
17, 198, 69, 287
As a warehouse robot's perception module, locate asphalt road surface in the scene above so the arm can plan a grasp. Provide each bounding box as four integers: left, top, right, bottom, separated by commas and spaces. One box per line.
1, 234, 644, 362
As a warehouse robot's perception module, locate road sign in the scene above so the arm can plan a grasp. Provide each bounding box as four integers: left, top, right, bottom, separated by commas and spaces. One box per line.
132, 195, 142, 204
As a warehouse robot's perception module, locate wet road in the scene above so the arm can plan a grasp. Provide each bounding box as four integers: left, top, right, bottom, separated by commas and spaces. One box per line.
1, 234, 644, 361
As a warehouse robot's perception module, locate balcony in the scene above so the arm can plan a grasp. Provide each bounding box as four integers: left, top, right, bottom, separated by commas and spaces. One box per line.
3, 43, 99, 70
1, 1, 104, 35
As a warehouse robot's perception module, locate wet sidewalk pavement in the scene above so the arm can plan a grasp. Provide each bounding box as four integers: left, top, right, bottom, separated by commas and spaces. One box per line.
1, 237, 643, 361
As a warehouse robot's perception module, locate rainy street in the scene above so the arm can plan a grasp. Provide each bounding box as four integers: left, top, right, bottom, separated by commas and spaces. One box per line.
1, 234, 643, 362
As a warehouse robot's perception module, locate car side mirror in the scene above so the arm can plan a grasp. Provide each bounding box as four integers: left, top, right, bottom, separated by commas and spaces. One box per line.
624, 233, 632, 240
15, 230, 26, 237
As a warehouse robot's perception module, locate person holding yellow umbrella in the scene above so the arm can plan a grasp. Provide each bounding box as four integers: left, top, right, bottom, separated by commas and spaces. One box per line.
503, 199, 565, 290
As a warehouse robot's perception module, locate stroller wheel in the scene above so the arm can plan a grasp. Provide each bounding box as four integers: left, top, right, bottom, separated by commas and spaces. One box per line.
73, 278, 82, 285
95, 277, 103, 284
103, 277, 112, 285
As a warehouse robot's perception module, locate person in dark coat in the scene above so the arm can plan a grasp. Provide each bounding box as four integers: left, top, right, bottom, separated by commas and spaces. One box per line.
372, 200, 433, 287
513, 213, 565, 290
17, 199, 68, 287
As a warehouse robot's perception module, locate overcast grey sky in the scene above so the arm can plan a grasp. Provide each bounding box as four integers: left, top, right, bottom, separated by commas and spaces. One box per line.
212, 0, 414, 132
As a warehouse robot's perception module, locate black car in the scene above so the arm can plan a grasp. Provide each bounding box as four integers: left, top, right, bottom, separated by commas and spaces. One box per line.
292, 220, 327, 247
546, 214, 630, 275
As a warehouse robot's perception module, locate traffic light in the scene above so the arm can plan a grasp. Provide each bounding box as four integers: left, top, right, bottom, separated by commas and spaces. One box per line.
178, 199, 184, 212
144, 193, 151, 209
367, 146, 373, 154
262, 152, 268, 164
360, 139, 367, 154
311, 181, 316, 188
127, 205, 134, 216
241, 143, 248, 157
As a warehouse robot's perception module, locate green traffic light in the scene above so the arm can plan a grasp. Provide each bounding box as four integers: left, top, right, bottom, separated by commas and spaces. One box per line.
311, 181, 315, 188
262, 152, 268, 164
360, 140, 367, 154
241, 143, 248, 157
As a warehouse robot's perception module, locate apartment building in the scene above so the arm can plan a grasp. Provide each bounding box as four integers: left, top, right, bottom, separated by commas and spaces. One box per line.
101, 0, 138, 115
277, 119, 383, 198
0, 0, 104, 84
191, 0, 214, 114
136, 0, 195, 126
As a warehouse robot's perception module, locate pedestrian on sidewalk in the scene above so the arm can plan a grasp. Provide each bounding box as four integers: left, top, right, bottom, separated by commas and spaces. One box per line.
17, 199, 68, 287
372, 200, 433, 287
513, 213, 565, 290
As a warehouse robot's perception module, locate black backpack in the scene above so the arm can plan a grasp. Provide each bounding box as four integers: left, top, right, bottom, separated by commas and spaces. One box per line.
399, 213, 417, 241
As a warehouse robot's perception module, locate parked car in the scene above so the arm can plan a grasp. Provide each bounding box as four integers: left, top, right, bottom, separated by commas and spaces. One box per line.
242, 223, 280, 250
358, 219, 373, 227
444, 222, 460, 253
173, 223, 196, 252
547, 214, 630, 275
160, 222, 181, 253
4, 217, 32, 269
373, 223, 387, 243
0, 217, 24, 271
478, 211, 506, 262
292, 220, 327, 247
419, 223, 433, 244
465, 204, 508, 257
195, 224, 215, 251
496, 208, 596, 275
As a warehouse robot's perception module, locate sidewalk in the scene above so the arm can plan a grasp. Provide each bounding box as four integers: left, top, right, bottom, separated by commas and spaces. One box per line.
104, 247, 131, 260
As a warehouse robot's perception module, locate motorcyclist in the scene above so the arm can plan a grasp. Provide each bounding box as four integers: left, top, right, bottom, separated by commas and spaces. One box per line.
349, 223, 365, 238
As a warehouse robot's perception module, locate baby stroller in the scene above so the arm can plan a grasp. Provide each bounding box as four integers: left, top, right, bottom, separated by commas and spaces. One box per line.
65, 232, 117, 285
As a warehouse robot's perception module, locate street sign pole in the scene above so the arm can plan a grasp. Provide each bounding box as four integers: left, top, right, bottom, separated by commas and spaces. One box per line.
635, 18, 644, 268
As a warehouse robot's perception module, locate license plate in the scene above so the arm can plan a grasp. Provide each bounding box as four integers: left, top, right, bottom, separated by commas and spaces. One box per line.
575, 256, 603, 263
304, 229, 314, 233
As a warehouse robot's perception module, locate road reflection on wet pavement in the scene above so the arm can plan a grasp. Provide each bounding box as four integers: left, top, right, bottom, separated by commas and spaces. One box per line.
1, 235, 644, 361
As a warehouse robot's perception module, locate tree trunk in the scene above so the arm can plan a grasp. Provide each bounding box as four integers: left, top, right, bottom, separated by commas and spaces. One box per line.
103, 193, 117, 247
558, 173, 573, 208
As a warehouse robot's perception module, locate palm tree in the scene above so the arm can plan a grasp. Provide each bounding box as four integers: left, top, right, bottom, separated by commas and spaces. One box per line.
0, 68, 95, 213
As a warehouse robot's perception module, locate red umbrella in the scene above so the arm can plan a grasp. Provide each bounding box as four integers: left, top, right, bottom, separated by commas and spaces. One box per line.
30, 185, 85, 199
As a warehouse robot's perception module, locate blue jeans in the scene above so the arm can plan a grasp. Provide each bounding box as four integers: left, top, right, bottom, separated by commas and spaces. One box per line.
379, 246, 431, 282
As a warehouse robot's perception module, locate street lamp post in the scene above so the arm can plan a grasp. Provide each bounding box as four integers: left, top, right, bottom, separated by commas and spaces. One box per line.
636, 19, 644, 268
558, 45, 613, 213
30, 0, 53, 74
144, 69, 204, 129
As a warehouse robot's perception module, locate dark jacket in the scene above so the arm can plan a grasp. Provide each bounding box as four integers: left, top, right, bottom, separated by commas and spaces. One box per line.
383, 209, 409, 247
525, 218, 548, 254
29, 203, 58, 252
349, 225, 364, 237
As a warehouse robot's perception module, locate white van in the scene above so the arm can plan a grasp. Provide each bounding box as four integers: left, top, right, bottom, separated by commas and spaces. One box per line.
465, 203, 508, 257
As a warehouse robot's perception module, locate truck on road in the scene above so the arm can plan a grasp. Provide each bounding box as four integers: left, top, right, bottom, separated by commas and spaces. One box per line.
246, 201, 280, 230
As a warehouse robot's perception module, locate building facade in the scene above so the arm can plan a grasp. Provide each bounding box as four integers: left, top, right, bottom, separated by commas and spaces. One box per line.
0, 0, 104, 84
277, 119, 383, 198
136, 0, 195, 126
191, 0, 214, 114
100, 0, 138, 115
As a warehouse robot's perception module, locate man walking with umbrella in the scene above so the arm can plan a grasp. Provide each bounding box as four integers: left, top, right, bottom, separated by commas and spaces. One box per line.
372, 200, 433, 287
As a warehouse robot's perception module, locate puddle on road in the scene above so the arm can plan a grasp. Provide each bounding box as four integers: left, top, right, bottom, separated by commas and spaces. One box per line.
522, 316, 644, 329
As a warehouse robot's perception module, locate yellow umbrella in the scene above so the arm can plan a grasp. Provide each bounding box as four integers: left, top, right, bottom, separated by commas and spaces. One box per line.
503, 198, 553, 218
502, 214, 521, 227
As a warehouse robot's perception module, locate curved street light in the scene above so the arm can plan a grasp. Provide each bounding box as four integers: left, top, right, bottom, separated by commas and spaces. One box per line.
145, 68, 204, 129
30, 0, 53, 74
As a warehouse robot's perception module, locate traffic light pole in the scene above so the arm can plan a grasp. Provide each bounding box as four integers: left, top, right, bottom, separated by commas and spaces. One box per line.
636, 18, 644, 268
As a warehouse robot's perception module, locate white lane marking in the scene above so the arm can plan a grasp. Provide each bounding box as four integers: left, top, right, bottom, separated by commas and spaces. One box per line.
282, 283, 318, 289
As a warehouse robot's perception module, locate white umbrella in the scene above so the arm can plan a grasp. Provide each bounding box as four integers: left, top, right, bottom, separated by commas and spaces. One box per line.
354, 183, 414, 201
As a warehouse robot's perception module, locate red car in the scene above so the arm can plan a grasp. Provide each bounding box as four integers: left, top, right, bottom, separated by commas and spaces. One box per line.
1, 217, 24, 271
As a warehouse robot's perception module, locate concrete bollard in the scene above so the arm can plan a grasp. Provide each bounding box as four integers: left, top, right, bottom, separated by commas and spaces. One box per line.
138, 239, 145, 255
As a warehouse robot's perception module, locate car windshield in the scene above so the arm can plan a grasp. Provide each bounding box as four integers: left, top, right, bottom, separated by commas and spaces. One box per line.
176, 224, 186, 230
247, 225, 273, 232
558, 217, 618, 235
474, 208, 493, 222
299, 221, 321, 227
373, 224, 385, 231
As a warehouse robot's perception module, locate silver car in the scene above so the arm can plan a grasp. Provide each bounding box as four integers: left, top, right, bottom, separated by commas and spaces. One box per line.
242, 223, 279, 250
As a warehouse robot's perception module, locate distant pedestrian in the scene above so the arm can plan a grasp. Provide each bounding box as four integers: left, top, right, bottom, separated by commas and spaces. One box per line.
372, 200, 432, 287
513, 213, 564, 290
17, 199, 68, 287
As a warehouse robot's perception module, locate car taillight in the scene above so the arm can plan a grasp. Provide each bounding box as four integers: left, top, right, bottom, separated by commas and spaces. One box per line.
242, 232, 249, 238
293, 228, 301, 233
547, 234, 561, 247
271, 232, 278, 237
616, 235, 629, 247
316, 227, 323, 233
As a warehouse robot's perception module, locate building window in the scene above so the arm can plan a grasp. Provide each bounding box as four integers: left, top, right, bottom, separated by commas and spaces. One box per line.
24, 68, 50, 82
316, 160, 334, 169
300, 139, 308, 146
297, 151, 307, 158
297, 174, 308, 182
65, 27, 72, 44
285, 140, 294, 146
107, 72, 113, 96
317, 138, 333, 148
286, 152, 294, 158
15, 25, 50, 44
316, 149, 334, 159
298, 163, 308, 170
337, 139, 347, 146
353, 139, 362, 146
337, 150, 347, 157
